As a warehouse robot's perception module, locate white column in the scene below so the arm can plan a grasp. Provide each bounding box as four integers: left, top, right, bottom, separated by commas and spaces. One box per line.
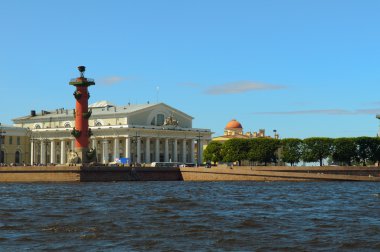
33, 141, 38, 164
125, 137, 131, 162
190, 139, 195, 164
71, 139, 75, 151
34, 142, 38, 164
113, 137, 120, 161
91, 138, 97, 149
199, 140, 203, 165
41, 140, 46, 165
164, 138, 169, 162
60, 140, 66, 165
30, 141, 34, 165
50, 140, 56, 164
155, 138, 160, 162
102, 139, 109, 164
182, 140, 187, 163
145, 137, 151, 163
136, 137, 141, 163
173, 139, 178, 162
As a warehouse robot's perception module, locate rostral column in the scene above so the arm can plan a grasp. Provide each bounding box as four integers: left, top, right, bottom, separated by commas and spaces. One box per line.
69, 66, 95, 163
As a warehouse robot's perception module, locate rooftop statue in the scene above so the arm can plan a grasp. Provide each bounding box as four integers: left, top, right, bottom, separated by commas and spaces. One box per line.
164, 114, 179, 127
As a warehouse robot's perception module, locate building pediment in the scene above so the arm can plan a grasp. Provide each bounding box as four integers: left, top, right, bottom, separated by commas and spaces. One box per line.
125, 103, 192, 128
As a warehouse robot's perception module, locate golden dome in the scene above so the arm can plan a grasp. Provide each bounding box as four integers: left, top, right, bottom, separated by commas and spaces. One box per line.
225, 119, 243, 129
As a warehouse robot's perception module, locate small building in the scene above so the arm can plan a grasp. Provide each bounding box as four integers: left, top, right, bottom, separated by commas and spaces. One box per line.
212, 119, 279, 142
0, 124, 30, 165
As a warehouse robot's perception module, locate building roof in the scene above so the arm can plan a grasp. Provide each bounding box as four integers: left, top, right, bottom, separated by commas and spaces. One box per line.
89, 100, 115, 108
213, 134, 251, 142
216, 134, 250, 139
0, 123, 14, 128
0, 124, 28, 135
225, 119, 243, 130
12, 101, 194, 122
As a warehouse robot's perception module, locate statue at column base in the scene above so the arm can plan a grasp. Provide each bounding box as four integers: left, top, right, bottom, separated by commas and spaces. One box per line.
67, 147, 97, 165
68, 150, 81, 164
86, 148, 97, 163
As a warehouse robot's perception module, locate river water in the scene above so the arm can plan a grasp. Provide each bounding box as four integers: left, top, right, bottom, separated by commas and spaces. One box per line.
1, 182, 380, 251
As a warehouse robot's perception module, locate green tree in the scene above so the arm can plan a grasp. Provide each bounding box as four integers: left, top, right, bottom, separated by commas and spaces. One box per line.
370, 137, 380, 166
221, 139, 249, 166
247, 138, 281, 166
203, 141, 223, 165
302, 137, 333, 166
331, 138, 356, 166
280, 138, 303, 166
355, 136, 378, 166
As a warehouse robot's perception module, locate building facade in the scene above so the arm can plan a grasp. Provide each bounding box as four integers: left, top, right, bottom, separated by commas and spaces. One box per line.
0, 124, 30, 165
12, 101, 212, 165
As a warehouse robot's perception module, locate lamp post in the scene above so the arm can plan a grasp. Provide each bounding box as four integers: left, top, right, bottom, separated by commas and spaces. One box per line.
0, 123, 6, 164
131, 131, 140, 165
273, 129, 278, 139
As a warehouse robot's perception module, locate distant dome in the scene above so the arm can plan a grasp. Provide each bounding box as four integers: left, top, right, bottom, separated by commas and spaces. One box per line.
225, 119, 243, 129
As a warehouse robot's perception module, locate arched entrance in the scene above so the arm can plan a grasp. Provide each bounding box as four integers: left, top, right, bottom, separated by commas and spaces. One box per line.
15, 151, 21, 164
0, 150, 4, 163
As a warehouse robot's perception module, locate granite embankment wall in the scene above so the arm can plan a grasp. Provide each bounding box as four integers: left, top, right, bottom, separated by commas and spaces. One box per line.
180, 166, 380, 182
80, 166, 183, 182
0, 165, 379, 182
0, 166, 81, 182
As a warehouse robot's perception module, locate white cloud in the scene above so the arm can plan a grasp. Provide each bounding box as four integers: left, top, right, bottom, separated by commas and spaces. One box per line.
363, 101, 380, 106
204, 81, 286, 95
253, 108, 380, 115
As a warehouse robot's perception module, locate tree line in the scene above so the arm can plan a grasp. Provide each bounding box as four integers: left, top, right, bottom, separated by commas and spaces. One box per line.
203, 137, 380, 166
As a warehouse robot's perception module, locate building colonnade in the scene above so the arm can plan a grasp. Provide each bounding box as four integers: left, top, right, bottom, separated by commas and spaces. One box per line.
30, 135, 202, 165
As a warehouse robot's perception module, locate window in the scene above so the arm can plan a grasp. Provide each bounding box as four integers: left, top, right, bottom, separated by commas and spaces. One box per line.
17, 137, 20, 145
9, 136, 12, 145
157, 114, 164, 126
95, 121, 102, 126
151, 117, 155, 126
15, 151, 20, 164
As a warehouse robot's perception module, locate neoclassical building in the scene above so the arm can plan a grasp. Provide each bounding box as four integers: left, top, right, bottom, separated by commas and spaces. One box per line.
0, 124, 30, 165
12, 101, 212, 165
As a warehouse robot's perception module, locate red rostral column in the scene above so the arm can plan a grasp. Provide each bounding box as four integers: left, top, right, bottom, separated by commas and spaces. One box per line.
69, 66, 95, 163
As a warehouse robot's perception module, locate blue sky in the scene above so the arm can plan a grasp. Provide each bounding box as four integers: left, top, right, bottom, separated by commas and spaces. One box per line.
1, 0, 380, 139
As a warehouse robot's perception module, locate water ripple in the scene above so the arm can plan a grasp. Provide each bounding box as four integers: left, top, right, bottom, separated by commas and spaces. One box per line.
0, 182, 379, 250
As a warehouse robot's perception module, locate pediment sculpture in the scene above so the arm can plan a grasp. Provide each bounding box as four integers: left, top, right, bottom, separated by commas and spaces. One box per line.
164, 114, 179, 127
